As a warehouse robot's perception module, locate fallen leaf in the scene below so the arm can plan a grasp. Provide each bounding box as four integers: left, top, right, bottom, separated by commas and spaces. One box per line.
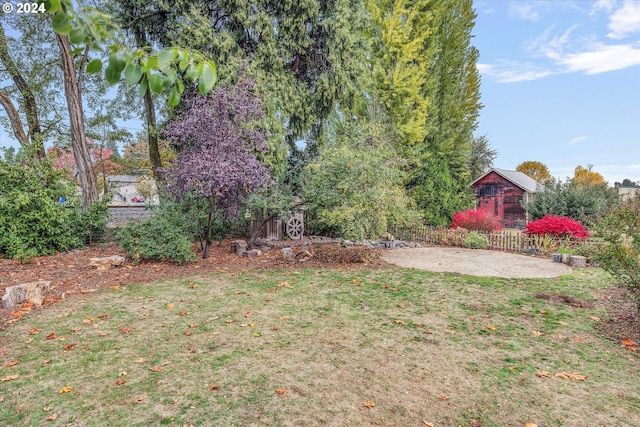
98, 314, 112, 320
394, 319, 406, 325
224, 319, 233, 324
245, 312, 252, 318
536, 371, 551, 378
471, 420, 483, 427
209, 385, 221, 391
277, 315, 290, 320
176, 311, 188, 316
525, 423, 538, 427
45, 414, 59, 421
1, 375, 19, 382
149, 366, 164, 372
46, 333, 57, 340
110, 285, 120, 290
83, 318, 96, 324
538, 310, 549, 315
362, 401, 375, 408
64, 344, 78, 351
58, 386, 73, 394
2, 361, 18, 368
589, 316, 600, 322
530, 330, 544, 336
97, 331, 110, 337
275, 388, 287, 397
247, 322, 255, 327
623, 338, 639, 351
119, 327, 133, 334
555, 372, 587, 381
70, 327, 82, 333
135, 396, 145, 403
119, 371, 127, 376
438, 395, 449, 401
166, 303, 175, 310
573, 337, 586, 344
0, 396, 4, 402
27, 328, 40, 335
188, 324, 197, 329
423, 421, 434, 427
183, 331, 192, 336
115, 378, 126, 386
486, 324, 495, 331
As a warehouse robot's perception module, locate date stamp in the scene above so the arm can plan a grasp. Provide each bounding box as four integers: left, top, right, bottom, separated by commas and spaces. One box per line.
2, 2, 47, 14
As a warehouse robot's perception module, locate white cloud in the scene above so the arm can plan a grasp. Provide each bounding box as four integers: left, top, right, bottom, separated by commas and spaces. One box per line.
591, 0, 617, 15
477, 61, 553, 83
569, 136, 589, 145
509, 3, 540, 22
559, 43, 640, 74
607, 0, 640, 39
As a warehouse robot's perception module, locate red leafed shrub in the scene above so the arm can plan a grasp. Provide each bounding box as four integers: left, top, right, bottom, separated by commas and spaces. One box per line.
524, 215, 589, 239
450, 209, 502, 232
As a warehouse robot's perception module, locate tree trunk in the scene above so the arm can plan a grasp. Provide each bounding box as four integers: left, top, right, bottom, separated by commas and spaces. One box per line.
56, 34, 99, 209
143, 87, 164, 185
0, 92, 28, 146
0, 23, 45, 159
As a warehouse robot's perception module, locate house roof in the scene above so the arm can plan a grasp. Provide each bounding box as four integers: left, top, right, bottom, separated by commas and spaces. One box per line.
472, 168, 540, 193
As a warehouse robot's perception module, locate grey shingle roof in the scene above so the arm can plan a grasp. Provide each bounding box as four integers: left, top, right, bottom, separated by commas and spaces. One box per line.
473, 168, 540, 193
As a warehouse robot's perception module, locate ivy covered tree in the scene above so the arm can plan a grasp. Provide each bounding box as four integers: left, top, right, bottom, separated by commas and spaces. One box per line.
162, 76, 270, 258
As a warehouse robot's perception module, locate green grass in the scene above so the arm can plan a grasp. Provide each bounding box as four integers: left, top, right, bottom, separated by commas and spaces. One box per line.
0, 267, 638, 426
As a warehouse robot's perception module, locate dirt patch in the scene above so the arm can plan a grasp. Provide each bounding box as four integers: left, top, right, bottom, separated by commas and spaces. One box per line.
533, 293, 596, 309
594, 287, 640, 346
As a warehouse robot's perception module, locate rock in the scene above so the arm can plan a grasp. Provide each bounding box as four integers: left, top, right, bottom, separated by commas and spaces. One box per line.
281, 247, 293, 261
231, 240, 247, 255
90, 255, 125, 270
242, 249, 262, 258
568, 255, 587, 268
2, 281, 51, 310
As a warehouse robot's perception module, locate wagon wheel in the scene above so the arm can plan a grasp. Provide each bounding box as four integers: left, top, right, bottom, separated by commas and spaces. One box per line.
286, 216, 303, 240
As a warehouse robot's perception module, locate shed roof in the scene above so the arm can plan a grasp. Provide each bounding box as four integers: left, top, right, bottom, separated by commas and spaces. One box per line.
471, 168, 540, 193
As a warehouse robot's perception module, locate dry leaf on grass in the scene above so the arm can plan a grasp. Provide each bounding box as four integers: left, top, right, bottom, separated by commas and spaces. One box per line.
45, 414, 58, 421
58, 386, 73, 394
422, 421, 434, 427
119, 327, 133, 334
166, 303, 175, 309
1, 375, 19, 382
362, 401, 375, 408
525, 423, 538, 427
2, 361, 18, 367
115, 378, 126, 386
46, 333, 57, 340
176, 311, 188, 316
27, 328, 40, 335
209, 385, 221, 391
623, 338, 639, 351
536, 371, 551, 378
530, 330, 544, 336
83, 318, 96, 324
471, 420, 483, 426
275, 388, 287, 397
486, 324, 495, 331
394, 319, 405, 325
555, 372, 587, 381
64, 344, 78, 351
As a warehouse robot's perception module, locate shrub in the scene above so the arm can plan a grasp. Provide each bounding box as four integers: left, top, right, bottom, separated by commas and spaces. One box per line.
464, 231, 490, 249
450, 209, 502, 232
524, 215, 589, 239
0, 149, 109, 262
434, 226, 469, 247
595, 199, 640, 308
116, 202, 197, 265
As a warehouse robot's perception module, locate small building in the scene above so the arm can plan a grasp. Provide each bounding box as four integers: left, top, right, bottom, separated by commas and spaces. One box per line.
617, 187, 639, 202
471, 168, 540, 229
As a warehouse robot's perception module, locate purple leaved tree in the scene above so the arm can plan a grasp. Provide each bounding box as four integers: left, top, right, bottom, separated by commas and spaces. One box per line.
163, 77, 270, 258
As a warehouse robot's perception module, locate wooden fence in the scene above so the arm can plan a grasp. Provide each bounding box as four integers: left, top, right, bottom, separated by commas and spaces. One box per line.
388, 225, 595, 254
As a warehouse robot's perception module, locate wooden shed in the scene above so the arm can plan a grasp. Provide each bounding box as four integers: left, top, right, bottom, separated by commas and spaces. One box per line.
471, 168, 540, 229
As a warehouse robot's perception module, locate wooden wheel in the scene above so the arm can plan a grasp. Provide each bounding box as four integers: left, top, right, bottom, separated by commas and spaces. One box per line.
286, 216, 303, 240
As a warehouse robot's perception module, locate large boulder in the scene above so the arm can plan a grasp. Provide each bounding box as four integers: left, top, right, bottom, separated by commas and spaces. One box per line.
2, 281, 51, 310
90, 255, 126, 270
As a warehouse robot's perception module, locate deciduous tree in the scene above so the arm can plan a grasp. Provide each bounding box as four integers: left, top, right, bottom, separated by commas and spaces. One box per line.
162, 77, 270, 258
573, 164, 606, 188
516, 161, 551, 183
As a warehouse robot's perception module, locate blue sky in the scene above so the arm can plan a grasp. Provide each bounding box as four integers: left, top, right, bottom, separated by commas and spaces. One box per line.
473, 0, 640, 185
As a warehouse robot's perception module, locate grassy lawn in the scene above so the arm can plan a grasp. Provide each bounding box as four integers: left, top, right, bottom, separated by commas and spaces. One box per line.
1, 267, 638, 426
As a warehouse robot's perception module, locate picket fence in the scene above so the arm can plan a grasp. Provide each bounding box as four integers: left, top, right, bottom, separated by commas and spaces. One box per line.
388, 225, 591, 253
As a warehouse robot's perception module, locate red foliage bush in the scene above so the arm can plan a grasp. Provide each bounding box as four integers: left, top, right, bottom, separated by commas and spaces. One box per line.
450, 209, 502, 232
524, 215, 589, 239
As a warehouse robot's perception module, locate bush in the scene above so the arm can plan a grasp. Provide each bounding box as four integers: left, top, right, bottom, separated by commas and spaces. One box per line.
0, 149, 109, 261
465, 231, 490, 249
116, 202, 197, 265
595, 199, 640, 308
524, 215, 589, 239
450, 209, 502, 232
434, 226, 469, 247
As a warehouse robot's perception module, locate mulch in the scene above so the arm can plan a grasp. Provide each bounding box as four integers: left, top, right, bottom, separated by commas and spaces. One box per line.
1, 240, 638, 349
